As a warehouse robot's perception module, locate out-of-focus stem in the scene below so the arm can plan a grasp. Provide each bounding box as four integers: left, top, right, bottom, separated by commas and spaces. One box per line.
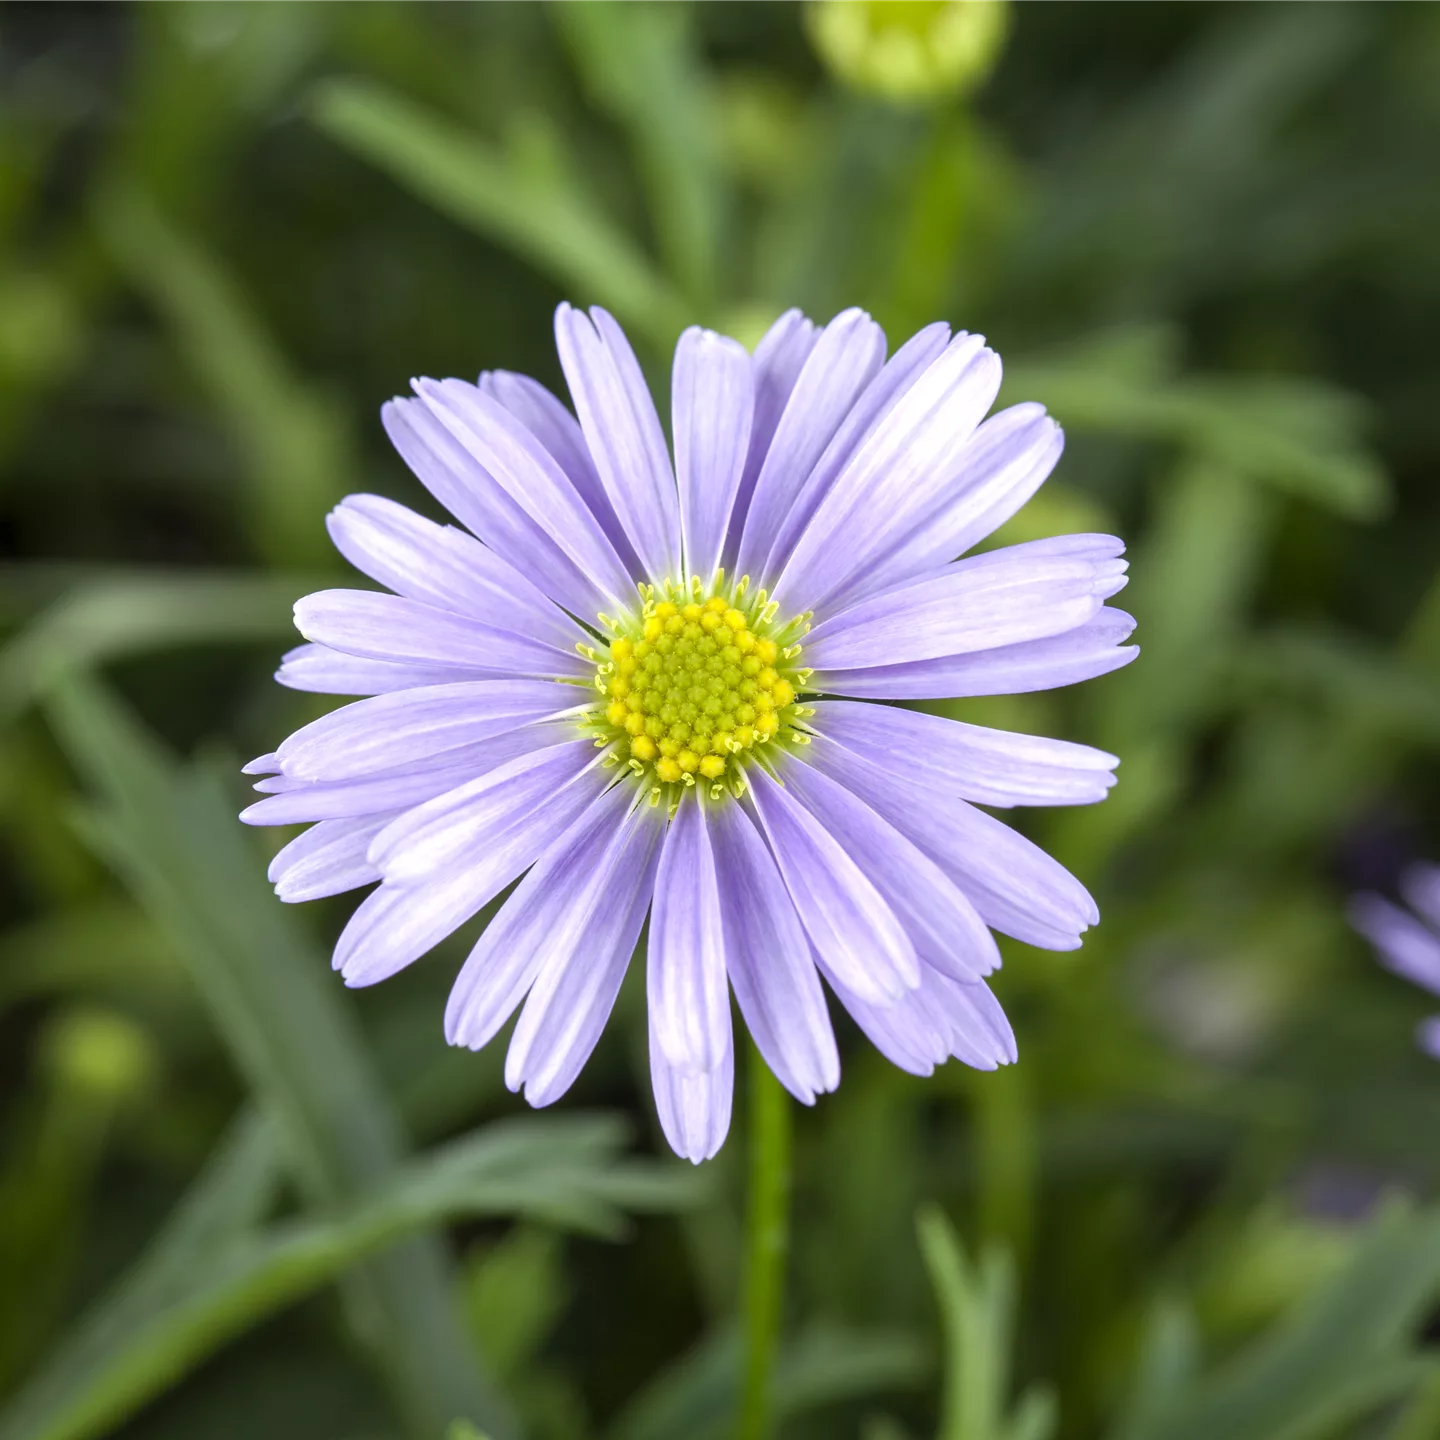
736, 1043, 792, 1440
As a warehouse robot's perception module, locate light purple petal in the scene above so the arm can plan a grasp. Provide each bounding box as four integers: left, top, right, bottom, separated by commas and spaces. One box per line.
415, 376, 637, 610
267, 814, 391, 902
826, 965, 1015, 1076
815, 607, 1139, 700
745, 767, 919, 1003
726, 309, 820, 552
367, 738, 600, 885
479, 369, 638, 571
1350, 893, 1440, 997
650, 1008, 733, 1164
781, 756, 1000, 982
732, 308, 887, 588
837, 404, 1064, 607
938, 976, 1017, 1069
709, 800, 839, 1104
672, 327, 754, 585
334, 753, 607, 987
274, 680, 584, 782
240, 723, 576, 826
761, 322, 952, 584
803, 536, 1129, 672
775, 333, 1003, 617
445, 782, 638, 1051
293, 590, 589, 680
648, 796, 730, 1072
243, 752, 279, 776
275, 642, 482, 697
555, 304, 681, 585
383, 395, 602, 618
505, 796, 665, 1106
806, 700, 1118, 807
326, 493, 582, 652
1400, 865, 1440, 934
803, 733, 1098, 950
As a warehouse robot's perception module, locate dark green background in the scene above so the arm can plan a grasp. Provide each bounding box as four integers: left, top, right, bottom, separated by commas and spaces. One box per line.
2, 4, 1439, 1439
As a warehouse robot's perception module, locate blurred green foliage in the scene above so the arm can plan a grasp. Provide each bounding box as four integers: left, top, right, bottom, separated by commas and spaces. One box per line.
1, 3, 1438, 1438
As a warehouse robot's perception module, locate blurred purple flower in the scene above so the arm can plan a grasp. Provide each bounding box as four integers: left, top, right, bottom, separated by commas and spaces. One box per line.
1349, 864, 1440, 1058
241, 304, 1136, 1161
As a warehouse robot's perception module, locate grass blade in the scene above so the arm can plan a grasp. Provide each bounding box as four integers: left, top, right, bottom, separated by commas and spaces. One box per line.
43, 673, 513, 1440
0, 1115, 692, 1440
308, 77, 689, 351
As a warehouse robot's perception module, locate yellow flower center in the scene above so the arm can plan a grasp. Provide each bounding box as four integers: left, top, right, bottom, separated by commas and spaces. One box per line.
589, 582, 809, 802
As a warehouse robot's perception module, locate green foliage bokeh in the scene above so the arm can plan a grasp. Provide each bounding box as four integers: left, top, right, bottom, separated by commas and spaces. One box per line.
1, 4, 1439, 1439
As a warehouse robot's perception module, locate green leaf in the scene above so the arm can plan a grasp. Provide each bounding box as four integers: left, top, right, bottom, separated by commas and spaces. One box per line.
0, 568, 307, 723
1007, 331, 1389, 520
308, 77, 689, 351
463, 1228, 571, 1382
916, 1205, 1055, 1440
1110, 1299, 1201, 1440
553, 1, 723, 309
42, 673, 513, 1440
1125, 1203, 1440, 1440
607, 1324, 929, 1440
0, 1115, 691, 1440
1237, 627, 1440, 744
0, 901, 184, 1013
96, 187, 352, 570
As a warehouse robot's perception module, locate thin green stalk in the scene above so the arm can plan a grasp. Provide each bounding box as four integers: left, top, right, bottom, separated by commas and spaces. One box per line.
737, 1044, 792, 1440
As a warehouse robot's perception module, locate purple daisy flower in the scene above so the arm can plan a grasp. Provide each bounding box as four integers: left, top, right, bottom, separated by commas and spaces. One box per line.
241, 304, 1136, 1162
1350, 864, 1440, 1058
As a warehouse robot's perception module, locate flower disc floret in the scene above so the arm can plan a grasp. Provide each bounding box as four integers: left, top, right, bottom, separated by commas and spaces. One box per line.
592, 583, 808, 800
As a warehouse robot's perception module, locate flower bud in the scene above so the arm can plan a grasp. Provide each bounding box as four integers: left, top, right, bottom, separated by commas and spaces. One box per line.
807, 0, 1010, 106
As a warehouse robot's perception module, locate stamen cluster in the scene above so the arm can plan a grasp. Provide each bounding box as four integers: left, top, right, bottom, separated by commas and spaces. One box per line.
590, 582, 809, 801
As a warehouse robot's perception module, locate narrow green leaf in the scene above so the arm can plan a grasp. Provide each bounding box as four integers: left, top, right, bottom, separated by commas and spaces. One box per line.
1238, 627, 1440, 744
0, 901, 183, 1012
917, 1204, 1006, 1440
97, 187, 351, 570
1007, 332, 1389, 520
0, 1116, 689, 1440
606, 1324, 929, 1440
43, 673, 513, 1440
553, 1, 723, 309
1129, 1204, 1440, 1440
1109, 1299, 1201, 1440
308, 77, 689, 351
463, 1228, 571, 1381
0, 1108, 281, 1440
1005, 1389, 1058, 1440
0, 569, 307, 723
1383, 1363, 1440, 1440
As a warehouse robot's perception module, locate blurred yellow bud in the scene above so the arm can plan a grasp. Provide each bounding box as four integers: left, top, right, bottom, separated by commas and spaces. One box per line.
39, 1008, 158, 1107
806, 0, 1011, 106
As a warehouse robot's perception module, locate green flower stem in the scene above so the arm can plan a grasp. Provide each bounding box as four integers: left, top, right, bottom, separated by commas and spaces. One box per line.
737, 1043, 792, 1440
